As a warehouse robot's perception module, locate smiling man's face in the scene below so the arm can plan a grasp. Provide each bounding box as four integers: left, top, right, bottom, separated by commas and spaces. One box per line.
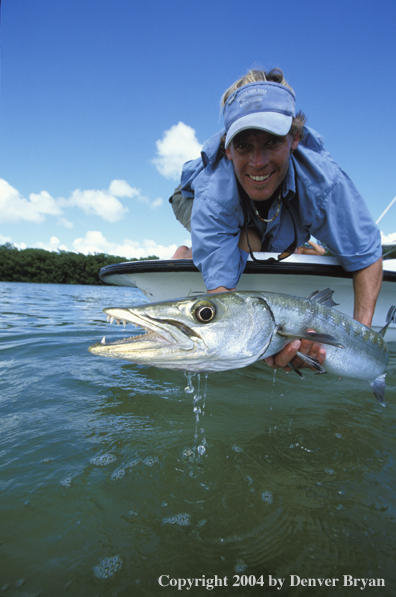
225, 129, 299, 202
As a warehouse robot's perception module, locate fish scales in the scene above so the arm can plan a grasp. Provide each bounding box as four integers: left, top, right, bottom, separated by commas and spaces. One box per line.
263, 293, 388, 382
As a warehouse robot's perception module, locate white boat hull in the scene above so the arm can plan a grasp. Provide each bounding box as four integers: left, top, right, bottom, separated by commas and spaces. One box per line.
100, 254, 396, 342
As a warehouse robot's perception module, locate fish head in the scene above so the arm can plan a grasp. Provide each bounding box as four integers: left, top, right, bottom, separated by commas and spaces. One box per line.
88, 291, 276, 372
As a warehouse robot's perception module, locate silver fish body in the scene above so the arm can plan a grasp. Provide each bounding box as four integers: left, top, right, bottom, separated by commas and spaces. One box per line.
88, 290, 393, 405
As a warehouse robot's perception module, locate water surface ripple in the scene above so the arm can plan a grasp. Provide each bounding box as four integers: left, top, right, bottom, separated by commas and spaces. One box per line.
0, 282, 395, 596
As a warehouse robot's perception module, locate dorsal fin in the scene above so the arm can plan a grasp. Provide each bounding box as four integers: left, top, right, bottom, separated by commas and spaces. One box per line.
379, 305, 396, 338
306, 288, 339, 308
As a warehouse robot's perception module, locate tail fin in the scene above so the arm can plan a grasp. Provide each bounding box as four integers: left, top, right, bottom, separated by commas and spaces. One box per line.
379, 305, 396, 338
370, 374, 387, 407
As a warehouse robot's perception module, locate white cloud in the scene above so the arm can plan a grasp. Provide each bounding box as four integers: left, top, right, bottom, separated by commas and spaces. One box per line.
35, 236, 68, 252
65, 188, 128, 222
108, 179, 139, 198
151, 197, 163, 209
14, 242, 27, 250
0, 233, 12, 244
381, 231, 396, 244
58, 217, 74, 229
153, 122, 203, 180
0, 178, 61, 223
72, 230, 178, 259
108, 179, 163, 209
28, 190, 63, 216
62, 179, 162, 219
0, 178, 162, 226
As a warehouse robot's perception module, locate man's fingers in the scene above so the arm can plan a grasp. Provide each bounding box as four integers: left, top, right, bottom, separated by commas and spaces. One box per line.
264, 340, 301, 370
264, 334, 327, 373
291, 340, 326, 369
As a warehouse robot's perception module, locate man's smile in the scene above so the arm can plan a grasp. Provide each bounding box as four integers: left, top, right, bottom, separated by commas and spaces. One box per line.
247, 173, 272, 183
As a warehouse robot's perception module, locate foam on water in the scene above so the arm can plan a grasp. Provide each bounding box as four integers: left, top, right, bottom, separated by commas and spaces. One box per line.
261, 490, 273, 504
93, 555, 123, 579
142, 456, 159, 466
162, 513, 191, 526
111, 469, 125, 481
90, 454, 117, 466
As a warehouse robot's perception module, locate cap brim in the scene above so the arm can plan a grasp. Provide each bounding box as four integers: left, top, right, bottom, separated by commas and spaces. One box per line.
225, 113, 293, 148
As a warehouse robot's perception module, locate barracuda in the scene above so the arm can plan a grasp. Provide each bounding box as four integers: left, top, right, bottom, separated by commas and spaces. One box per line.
88, 289, 395, 406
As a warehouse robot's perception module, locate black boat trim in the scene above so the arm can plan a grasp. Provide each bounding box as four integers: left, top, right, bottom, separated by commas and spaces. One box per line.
100, 259, 396, 283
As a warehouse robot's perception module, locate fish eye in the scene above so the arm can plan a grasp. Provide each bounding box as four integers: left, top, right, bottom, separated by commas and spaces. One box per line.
193, 301, 216, 323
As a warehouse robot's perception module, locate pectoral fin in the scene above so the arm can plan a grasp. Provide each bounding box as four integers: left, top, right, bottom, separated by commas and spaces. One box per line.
277, 330, 344, 349
287, 362, 305, 379
295, 351, 327, 374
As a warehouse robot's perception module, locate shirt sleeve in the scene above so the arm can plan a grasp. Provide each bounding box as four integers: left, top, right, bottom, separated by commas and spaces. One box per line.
191, 193, 249, 290
310, 170, 382, 272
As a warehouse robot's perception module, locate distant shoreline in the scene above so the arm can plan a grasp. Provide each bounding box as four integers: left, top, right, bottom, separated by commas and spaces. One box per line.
0, 243, 159, 286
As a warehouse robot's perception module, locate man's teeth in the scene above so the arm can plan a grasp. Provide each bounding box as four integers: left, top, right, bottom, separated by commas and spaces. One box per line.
249, 174, 271, 182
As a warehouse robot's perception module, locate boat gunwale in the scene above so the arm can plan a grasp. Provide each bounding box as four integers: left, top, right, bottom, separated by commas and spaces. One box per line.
99, 258, 396, 283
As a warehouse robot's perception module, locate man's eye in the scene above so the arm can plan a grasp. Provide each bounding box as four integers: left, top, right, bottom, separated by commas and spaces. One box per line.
236, 143, 249, 150
267, 137, 283, 147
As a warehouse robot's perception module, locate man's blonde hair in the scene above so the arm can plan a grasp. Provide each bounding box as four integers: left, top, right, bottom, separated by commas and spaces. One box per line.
222, 68, 306, 139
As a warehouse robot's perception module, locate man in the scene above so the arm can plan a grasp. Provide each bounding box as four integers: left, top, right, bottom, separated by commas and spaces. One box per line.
170, 69, 382, 371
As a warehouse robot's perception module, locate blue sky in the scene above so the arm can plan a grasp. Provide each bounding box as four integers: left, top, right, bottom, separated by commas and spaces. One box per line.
1, 0, 395, 259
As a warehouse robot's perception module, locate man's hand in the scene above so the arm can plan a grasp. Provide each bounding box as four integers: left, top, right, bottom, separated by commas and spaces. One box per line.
208, 286, 236, 293
264, 334, 326, 372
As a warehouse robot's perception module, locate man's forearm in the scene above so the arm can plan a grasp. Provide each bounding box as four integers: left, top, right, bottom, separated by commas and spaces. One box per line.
352, 257, 383, 327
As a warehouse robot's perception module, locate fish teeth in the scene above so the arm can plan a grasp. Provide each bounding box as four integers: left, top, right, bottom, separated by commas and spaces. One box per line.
100, 336, 106, 344
110, 316, 115, 324
107, 315, 110, 323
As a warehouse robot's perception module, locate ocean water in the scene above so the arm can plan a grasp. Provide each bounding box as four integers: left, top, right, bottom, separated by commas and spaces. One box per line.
0, 281, 395, 597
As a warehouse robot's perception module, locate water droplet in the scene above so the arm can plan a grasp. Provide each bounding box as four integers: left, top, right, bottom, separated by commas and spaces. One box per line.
184, 372, 195, 393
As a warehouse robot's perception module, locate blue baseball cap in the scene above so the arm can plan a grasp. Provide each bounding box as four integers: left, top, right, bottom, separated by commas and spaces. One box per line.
223, 81, 296, 148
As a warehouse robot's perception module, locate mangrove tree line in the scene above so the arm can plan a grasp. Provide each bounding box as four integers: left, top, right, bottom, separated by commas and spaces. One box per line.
0, 243, 159, 285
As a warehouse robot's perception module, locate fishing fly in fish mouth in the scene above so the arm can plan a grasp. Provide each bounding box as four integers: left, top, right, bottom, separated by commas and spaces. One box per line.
89, 289, 395, 407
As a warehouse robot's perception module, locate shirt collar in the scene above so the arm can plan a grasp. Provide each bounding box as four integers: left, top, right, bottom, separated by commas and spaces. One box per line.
281, 156, 296, 201
201, 129, 226, 168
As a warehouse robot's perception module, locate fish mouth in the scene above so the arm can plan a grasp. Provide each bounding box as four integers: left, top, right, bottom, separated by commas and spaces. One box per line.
89, 307, 200, 353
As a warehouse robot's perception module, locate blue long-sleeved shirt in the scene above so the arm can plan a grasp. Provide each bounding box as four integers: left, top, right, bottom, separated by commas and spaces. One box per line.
180, 126, 382, 290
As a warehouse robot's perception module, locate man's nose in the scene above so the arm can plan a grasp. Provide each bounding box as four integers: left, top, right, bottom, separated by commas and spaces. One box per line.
250, 147, 270, 168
